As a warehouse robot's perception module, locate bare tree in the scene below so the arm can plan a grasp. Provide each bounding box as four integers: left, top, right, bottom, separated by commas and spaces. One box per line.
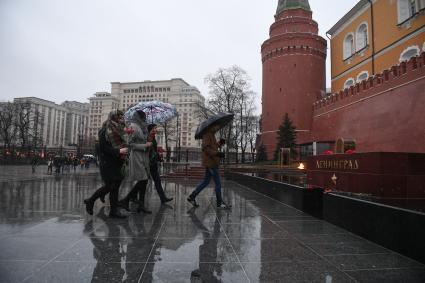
204, 65, 253, 161
0, 102, 17, 148
204, 66, 260, 163
14, 101, 32, 147
192, 101, 215, 120
235, 91, 257, 163
31, 108, 44, 149
159, 119, 177, 162
246, 115, 260, 162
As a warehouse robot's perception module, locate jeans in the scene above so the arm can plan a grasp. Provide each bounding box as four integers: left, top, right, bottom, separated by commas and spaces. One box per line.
191, 168, 223, 205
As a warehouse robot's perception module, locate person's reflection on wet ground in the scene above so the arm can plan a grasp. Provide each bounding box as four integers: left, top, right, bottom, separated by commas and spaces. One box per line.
84, 207, 126, 282
188, 207, 222, 283
125, 204, 170, 282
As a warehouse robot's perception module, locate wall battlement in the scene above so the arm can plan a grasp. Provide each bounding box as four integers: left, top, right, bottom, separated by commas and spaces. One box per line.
313, 52, 425, 115
262, 44, 327, 62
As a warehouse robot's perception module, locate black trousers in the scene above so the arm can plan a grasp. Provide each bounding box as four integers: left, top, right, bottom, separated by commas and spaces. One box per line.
123, 179, 148, 203
150, 166, 166, 201
89, 180, 122, 212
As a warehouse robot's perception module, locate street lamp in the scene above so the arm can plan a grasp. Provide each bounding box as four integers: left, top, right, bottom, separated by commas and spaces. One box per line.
175, 113, 181, 162
77, 120, 84, 158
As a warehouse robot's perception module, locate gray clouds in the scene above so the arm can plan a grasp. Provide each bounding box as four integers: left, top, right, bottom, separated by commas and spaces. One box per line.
0, 0, 358, 110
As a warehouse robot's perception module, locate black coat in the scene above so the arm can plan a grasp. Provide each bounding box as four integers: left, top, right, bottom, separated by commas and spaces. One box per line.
149, 137, 161, 171
98, 127, 124, 182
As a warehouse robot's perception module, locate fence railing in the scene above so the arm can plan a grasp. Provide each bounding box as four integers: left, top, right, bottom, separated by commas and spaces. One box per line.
1, 146, 257, 167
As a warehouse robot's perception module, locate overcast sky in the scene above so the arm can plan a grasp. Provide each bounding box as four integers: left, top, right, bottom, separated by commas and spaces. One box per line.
0, 0, 359, 111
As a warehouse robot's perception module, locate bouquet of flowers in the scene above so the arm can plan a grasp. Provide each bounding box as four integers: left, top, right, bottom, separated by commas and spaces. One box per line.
120, 126, 134, 177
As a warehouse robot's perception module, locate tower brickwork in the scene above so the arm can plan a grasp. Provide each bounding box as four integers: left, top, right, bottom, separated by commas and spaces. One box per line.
261, 0, 327, 159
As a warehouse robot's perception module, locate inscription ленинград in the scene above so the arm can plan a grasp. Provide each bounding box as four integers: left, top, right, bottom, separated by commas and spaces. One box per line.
316, 159, 359, 170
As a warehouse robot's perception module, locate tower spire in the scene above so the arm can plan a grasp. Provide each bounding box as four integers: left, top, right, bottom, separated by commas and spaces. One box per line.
276, 0, 311, 15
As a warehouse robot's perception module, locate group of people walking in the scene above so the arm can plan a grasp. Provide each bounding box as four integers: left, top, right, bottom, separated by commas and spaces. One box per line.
83, 109, 172, 218
46, 156, 89, 174
84, 108, 230, 219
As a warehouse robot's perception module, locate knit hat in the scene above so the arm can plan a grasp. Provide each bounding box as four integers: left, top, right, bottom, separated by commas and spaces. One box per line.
148, 123, 157, 133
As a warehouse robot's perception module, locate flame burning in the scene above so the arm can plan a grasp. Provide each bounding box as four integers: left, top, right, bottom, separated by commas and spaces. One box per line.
297, 163, 305, 170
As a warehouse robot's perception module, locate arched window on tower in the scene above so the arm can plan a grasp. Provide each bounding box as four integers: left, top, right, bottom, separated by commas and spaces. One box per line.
356, 71, 369, 83
343, 33, 355, 60
399, 45, 420, 62
344, 78, 355, 89
356, 23, 368, 51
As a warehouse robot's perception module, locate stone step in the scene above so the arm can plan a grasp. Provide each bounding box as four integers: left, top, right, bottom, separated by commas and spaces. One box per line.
164, 167, 225, 179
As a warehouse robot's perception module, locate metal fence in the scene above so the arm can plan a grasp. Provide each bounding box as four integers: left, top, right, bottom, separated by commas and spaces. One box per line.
164, 149, 256, 164
1, 145, 256, 167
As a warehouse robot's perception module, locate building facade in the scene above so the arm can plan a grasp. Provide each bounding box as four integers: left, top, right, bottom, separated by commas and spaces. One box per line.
310, 0, 425, 154
88, 92, 120, 139
88, 78, 205, 150
328, 0, 425, 92
260, 0, 327, 159
13, 97, 89, 149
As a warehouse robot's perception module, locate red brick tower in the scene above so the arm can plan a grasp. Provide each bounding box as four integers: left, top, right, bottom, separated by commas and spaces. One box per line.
260, 0, 326, 159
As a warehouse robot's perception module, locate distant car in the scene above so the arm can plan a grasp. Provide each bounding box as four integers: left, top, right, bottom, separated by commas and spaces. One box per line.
83, 154, 95, 160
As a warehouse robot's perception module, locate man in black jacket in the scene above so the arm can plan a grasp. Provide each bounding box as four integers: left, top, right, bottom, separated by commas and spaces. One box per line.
84, 110, 128, 218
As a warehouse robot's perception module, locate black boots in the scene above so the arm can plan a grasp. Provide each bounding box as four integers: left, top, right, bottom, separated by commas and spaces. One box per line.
137, 203, 152, 214
109, 209, 126, 218
187, 195, 199, 208
108, 181, 126, 218
118, 198, 131, 212
161, 197, 173, 204
84, 198, 95, 215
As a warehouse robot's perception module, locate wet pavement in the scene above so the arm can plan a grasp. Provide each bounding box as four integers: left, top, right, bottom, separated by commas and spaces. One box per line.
0, 166, 424, 282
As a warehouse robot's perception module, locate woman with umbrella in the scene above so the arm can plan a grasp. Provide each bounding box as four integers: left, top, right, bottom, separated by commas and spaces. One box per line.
119, 110, 152, 214
187, 113, 234, 209
121, 100, 177, 209
147, 123, 173, 204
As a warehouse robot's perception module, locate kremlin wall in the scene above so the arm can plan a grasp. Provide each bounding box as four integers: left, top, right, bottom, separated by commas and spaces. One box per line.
259, 0, 425, 159
311, 53, 425, 153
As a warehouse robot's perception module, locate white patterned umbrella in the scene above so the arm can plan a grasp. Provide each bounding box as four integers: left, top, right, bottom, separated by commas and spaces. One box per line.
124, 101, 178, 124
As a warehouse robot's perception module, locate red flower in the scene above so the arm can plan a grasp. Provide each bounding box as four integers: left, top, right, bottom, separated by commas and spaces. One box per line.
124, 127, 134, 135
345, 149, 355, 154
323, 150, 333, 155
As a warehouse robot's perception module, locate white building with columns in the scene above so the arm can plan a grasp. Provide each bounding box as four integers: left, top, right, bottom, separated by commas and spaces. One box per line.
13, 97, 89, 149
87, 92, 120, 139
88, 78, 206, 150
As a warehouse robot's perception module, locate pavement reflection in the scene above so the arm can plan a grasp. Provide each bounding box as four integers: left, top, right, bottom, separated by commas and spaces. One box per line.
0, 170, 424, 282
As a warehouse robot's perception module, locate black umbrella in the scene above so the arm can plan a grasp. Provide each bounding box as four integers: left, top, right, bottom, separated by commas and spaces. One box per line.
195, 112, 235, 139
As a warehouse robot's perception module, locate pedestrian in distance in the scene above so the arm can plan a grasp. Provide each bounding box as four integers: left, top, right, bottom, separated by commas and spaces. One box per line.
31, 155, 39, 173
187, 125, 231, 209
73, 158, 78, 172
47, 157, 53, 174
119, 110, 152, 214
84, 110, 128, 218
147, 123, 173, 204
53, 155, 61, 174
